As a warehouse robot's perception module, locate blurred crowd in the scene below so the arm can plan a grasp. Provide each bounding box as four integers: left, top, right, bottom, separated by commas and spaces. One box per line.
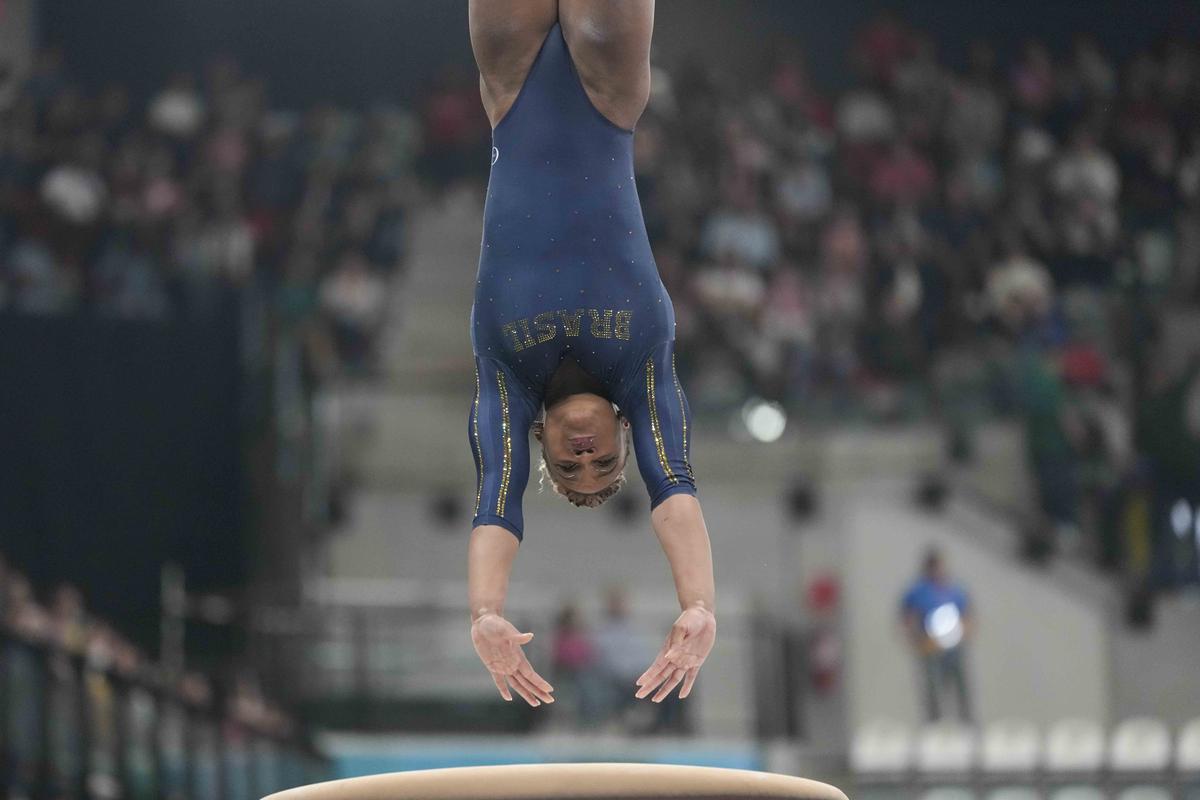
547, 587, 689, 735
621, 17, 1200, 584
635, 17, 1200, 413
0, 552, 299, 800
0, 48, 415, 376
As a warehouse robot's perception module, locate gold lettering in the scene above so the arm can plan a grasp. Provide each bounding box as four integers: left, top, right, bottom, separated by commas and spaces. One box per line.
501, 322, 525, 352
558, 309, 585, 337
614, 310, 633, 340
517, 319, 537, 349
588, 308, 613, 339
532, 311, 557, 344
503, 307, 628, 349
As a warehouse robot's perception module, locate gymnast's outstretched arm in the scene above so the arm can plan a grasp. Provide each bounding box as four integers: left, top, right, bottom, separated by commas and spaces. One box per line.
466, 358, 553, 707
621, 343, 717, 702
468, 525, 555, 707
635, 493, 716, 702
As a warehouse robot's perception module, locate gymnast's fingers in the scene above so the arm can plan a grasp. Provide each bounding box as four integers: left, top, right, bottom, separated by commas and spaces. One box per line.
635, 664, 671, 699
506, 674, 541, 707
490, 671, 512, 701
679, 667, 699, 699
636, 650, 669, 686
511, 670, 554, 704
652, 667, 687, 703
517, 659, 555, 695
636, 652, 672, 686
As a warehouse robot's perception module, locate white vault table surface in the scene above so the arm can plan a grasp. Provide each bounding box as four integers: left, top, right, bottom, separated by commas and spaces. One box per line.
263, 763, 848, 800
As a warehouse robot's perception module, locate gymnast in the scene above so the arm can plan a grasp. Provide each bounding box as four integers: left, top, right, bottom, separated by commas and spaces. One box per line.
465, 0, 716, 709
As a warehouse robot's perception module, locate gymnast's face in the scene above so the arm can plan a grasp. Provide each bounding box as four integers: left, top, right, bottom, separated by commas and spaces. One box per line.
535, 393, 630, 494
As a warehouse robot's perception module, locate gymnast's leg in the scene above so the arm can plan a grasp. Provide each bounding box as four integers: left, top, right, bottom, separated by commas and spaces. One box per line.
468, 0, 559, 128
558, 0, 654, 131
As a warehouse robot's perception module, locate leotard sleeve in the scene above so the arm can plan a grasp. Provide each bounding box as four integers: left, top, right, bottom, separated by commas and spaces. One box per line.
619, 341, 697, 509
469, 356, 538, 540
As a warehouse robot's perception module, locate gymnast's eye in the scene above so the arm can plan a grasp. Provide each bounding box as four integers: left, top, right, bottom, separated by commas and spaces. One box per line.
557, 462, 578, 473
595, 457, 617, 470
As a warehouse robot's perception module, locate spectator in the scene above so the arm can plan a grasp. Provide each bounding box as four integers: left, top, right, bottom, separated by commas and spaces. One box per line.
1010, 40, 1056, 119
1050, 126, 1121, 279
420, 66, 489, 187
4, 569, 51, 800
1140, 356, 1200, 587
85, 624, 121, 799
148, 73, 206, 140
1017, 345, 1083, 550
51, 583, 89, 653
761, 264, 817, 399
591, 586, 650, 730
93, 226, 171, 319
549, 604, 604, 728
900, 548, 974, 723
987, 247, 1054, 335
775, 153, 832, 227
40, 136, 108, 226
48, 584, 89, 796
3, 235, 79, 314
699, 184, 780, 271
869, 139, 936, 207
319, 248, 389, 372
852, 10, 913, 87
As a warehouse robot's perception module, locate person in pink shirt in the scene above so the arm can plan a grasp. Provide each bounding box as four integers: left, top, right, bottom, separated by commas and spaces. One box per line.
550, 604, 605, 726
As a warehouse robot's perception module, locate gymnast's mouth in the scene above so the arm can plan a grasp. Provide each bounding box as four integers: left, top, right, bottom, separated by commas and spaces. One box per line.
568, 436, 595, 451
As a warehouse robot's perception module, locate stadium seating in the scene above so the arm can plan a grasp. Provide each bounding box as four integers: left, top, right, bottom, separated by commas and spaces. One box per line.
1178, 718, 1200, 800
1176, 718, 1200, 773
852, 717, 1200, 800
1044, 719, 1107, 777
852, 718, 915, 778
982, 719, 1042, 776
1047, 787, 1105, 800
984, 786, 1042, 800
1109, 718, 1173, 775
916, 723, 978, 777
1113, 787, 1172, 800
919, 788, 978, 800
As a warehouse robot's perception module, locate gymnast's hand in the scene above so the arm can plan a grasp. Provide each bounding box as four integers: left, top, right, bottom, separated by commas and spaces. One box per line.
635, 605, 716, 702
470, 612, 555, 707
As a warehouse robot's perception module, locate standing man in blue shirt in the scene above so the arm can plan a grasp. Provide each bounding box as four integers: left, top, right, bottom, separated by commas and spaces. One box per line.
900, 548, 974, 723
463, 0, 717, 711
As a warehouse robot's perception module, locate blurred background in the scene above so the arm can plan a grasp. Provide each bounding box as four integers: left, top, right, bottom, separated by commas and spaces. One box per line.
2, 1, 1200, 799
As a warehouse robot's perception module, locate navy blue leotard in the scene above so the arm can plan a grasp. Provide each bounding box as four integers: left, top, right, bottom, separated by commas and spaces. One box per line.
469, 23, 695, 541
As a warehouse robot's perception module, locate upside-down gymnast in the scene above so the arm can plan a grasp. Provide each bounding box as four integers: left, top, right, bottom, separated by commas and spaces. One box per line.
466, 0, 716, 708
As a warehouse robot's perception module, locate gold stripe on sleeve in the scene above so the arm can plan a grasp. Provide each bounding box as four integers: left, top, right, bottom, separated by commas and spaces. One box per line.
496, 370, 513, 517
472, 364, 483, 515
671, 352, 694, 480
646, 357, 677, 485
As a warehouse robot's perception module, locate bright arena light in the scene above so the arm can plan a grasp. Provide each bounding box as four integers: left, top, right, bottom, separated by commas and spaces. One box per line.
925, 602, 964, 649
742, 398, 787, 443
1171, 498, 1192, 538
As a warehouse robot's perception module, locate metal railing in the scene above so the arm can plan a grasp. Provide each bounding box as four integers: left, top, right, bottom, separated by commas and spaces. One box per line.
249, 586, 813, 739
0, 630, 329, 800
